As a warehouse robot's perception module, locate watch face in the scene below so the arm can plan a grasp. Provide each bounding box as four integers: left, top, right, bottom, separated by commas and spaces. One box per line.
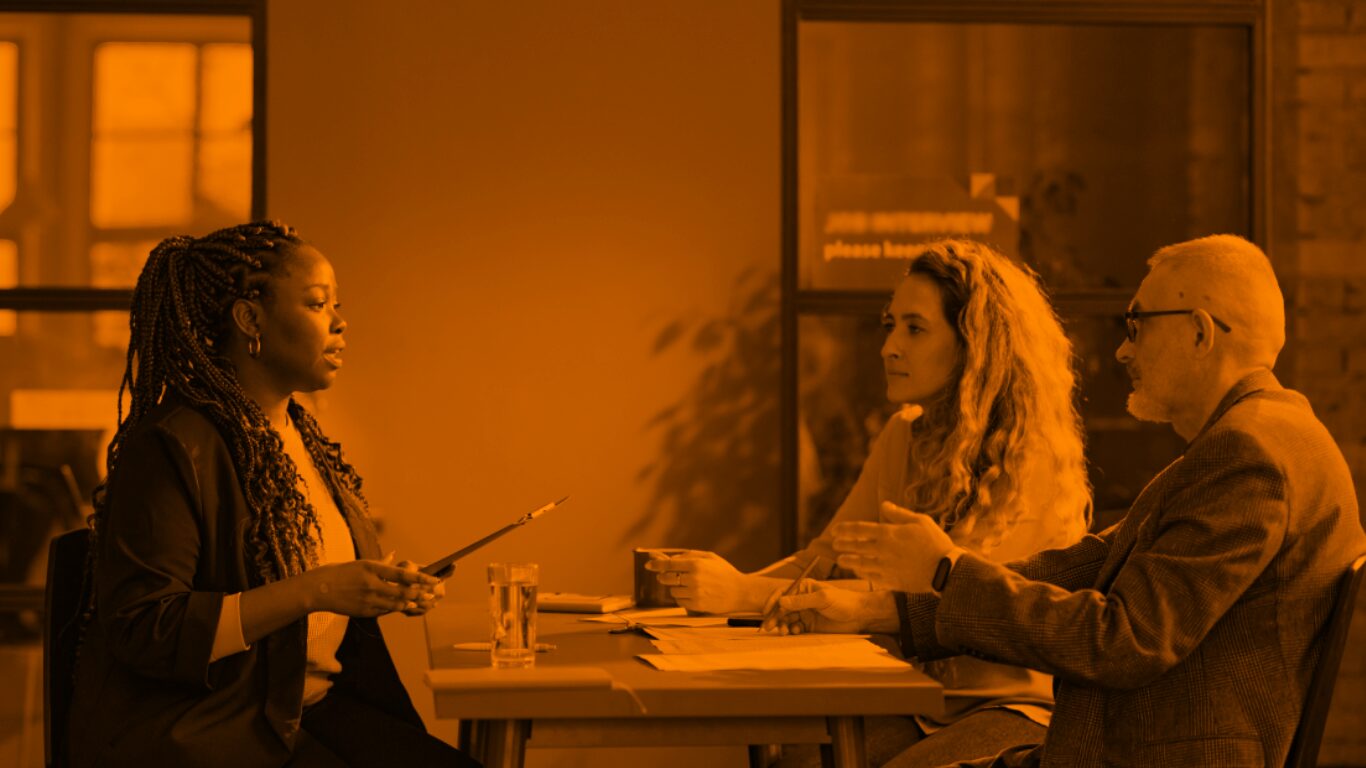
932, 556, 953, 592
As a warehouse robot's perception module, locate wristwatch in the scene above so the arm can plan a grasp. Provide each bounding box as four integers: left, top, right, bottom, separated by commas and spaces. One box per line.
931, 554, 955, 593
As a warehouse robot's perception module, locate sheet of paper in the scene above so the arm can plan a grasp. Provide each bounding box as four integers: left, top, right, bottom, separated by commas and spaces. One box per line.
644, 627, 872, 655
580, 607, 731, 628
638, 640, 912, 672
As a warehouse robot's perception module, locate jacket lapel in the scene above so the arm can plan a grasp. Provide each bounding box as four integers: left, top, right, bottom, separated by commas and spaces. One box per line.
1089, 370, 1281, 592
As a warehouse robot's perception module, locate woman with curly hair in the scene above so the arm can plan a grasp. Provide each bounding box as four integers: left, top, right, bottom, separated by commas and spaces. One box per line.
68, 222, 478, 767
648, 239, 1091, 766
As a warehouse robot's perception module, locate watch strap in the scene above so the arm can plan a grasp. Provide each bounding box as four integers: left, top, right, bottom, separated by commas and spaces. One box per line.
931, 555, 954, 592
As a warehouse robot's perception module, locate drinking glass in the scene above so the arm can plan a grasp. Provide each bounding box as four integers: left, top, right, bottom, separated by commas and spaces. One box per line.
488, 563, 538, 668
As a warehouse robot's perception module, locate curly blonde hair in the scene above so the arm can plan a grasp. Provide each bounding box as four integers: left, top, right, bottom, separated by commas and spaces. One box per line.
901, 239, 1091, 553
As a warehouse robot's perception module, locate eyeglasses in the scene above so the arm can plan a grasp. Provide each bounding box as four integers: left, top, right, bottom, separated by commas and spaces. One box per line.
1123, 309, 1231, 343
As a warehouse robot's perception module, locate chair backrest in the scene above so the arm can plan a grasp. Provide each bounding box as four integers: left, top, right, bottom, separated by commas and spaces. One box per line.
43, 528, 89, 768
1285, 553, 1366, 768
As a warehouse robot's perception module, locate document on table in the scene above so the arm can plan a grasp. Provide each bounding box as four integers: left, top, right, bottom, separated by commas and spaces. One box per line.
580, 607, 731, 628
643, 626, 874, 655
638, 640, 912, 672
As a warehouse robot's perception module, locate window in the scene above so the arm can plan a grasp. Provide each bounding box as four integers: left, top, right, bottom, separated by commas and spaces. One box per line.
781, 0, 1268, 550
0, 5, 262, 642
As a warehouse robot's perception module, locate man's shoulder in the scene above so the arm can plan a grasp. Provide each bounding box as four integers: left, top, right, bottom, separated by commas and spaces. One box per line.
1214, 385, 1323, 442
1194, 385, 1341, 473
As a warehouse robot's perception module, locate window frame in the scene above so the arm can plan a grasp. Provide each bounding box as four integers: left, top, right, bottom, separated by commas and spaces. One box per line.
0, 0, 265, 312
779, 0, 1271, 552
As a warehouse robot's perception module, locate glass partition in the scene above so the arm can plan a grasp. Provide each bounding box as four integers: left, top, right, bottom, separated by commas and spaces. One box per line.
783, 4, 1264, 551
799, 21, 1251, 293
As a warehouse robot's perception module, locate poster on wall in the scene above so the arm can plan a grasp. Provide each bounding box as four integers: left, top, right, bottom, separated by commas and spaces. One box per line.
803, 174, 1020, 292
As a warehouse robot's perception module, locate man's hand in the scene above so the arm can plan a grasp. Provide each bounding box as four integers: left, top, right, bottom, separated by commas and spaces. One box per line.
644, 551, 753, 614
831, 501, 955, 593
760, 580, 881, 635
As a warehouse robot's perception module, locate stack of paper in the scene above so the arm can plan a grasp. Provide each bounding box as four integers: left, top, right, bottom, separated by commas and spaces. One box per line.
540, 592, 635, 613
644, 627, 873, 655
638, 641, 911, 672
581, 607, 731, 628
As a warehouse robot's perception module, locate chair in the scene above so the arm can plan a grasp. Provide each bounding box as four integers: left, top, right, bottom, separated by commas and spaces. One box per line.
1285, 554, 1366, 768
43, 528, 89, 768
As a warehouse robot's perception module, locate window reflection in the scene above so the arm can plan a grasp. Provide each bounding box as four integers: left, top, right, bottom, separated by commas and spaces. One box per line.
0, 41, 16, 213
798, 22, 1252, 292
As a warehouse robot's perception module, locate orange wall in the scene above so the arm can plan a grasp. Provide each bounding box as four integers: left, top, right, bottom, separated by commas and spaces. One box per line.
268, 2, 780, 763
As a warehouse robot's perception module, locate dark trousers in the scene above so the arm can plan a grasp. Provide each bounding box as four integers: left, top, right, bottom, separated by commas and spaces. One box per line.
287, 686, 481, 767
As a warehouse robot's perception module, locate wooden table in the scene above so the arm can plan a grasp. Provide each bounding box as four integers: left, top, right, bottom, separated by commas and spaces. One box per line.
424, 604, 943, 768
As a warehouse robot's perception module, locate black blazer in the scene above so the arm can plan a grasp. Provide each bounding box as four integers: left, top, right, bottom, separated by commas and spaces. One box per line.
69, 397, 422, 768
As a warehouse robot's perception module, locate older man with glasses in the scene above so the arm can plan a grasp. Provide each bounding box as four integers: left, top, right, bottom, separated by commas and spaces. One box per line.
767, 234, 1366, 768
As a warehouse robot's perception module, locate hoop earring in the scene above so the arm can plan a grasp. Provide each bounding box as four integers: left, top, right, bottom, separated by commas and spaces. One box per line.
247, 334, 261, 359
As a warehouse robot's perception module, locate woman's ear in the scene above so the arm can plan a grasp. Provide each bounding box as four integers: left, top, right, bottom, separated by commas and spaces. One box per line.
230, 298, 262, 339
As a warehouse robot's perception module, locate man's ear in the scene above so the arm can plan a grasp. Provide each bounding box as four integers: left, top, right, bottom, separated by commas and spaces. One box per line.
1191, 310, 1216, 357
230, 298, 262, 338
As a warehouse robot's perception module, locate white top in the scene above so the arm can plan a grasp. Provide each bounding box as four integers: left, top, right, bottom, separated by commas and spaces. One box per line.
208, 416, 357, 709
796, 406, 1084, 729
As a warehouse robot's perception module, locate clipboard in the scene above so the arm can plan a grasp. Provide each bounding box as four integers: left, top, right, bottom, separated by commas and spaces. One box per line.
420, 496, 568, 578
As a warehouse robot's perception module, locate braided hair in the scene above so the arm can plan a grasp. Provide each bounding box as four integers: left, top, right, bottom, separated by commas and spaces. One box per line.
84, 221, 371, 608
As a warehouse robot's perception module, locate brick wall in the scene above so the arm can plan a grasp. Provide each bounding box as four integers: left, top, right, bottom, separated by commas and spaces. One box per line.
1286, 0, 1366, 764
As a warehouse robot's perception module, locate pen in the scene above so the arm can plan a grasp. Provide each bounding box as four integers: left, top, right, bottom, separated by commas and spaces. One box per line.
451, 642, 557, 652
422, 495, 571, 578
760, 557, 821, 629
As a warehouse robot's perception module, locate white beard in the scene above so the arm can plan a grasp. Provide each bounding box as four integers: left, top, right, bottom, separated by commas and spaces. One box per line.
1126, 389, 1172, 423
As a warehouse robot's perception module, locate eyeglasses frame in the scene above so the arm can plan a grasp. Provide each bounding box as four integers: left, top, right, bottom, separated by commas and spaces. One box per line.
1123, 309, 1232, 343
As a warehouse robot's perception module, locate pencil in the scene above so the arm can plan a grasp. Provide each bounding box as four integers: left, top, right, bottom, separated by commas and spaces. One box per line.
760, 557, 821, 627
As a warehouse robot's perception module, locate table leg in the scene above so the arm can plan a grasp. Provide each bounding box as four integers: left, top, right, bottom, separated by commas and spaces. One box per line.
457, 720, 477, 757
826, 716, 867, 768
480, 719, 530, 768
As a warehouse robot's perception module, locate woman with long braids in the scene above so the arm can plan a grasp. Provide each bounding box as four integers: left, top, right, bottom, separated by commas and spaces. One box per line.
648, 240, 1092, 767
68, 222, 479, 767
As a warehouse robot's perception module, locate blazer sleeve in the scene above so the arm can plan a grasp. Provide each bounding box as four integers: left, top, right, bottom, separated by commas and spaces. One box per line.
97, 426, 225, 689
933, 429, 1288, 688
896, 529, 1114, 660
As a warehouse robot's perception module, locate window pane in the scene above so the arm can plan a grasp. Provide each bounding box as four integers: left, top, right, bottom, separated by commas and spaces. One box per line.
0, 239, 15, 335
92, 43, 195, 133
798, 22, 1252, 292
200, 43, 252, 133
89, 240, 158, 288
0, 312, 126, 427
198, 134, 252, 220
0, 313, 124, 590
0, 42, 16, 212
796, 313, 899, 545
90, 136, 194, 227
93, 310, 130, 350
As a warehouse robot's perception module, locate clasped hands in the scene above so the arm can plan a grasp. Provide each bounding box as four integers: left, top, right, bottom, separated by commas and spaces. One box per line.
763, 501, 956, 634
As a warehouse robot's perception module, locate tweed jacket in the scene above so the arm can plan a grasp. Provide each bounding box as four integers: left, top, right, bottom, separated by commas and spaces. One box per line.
898, 370, 1366, 767
69, 397, 423, 768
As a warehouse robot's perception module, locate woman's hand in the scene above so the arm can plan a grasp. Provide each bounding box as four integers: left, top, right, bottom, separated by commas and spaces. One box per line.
644, 550, 754, 614
304, 554, 442, 618
396, 559, 446, 616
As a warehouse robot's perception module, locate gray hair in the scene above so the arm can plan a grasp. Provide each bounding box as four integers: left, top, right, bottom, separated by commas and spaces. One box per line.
1148, 234, 1285, 368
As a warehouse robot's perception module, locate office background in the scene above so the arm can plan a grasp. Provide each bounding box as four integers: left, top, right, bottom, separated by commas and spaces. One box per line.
2, 1, 1365, 766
